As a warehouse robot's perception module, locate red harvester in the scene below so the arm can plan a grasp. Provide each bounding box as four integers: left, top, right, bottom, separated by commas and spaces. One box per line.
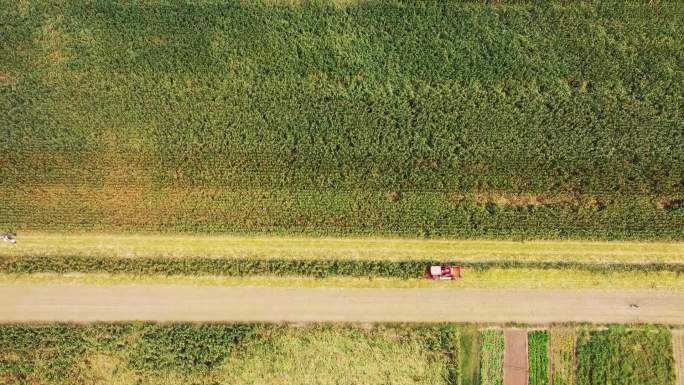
425, 265, 463, 280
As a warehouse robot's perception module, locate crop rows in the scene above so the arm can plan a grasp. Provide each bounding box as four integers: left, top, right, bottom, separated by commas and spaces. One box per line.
577, 326, 675, 385
528, 331, 549, 385
480, 329, 504, 385
0, 323, 456, 385
2, 187, 682, 239
2, 255, 684, 278
549, 327, 576, 385
0, 324, 676, 385
1, 0, 683, 239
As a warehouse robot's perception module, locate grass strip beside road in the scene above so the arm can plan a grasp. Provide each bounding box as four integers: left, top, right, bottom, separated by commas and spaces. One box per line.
2, 269, 683, 290
2, 232, 683, 263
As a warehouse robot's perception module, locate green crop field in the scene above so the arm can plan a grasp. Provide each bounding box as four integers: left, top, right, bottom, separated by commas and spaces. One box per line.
577, 325, 676, 385
1, 0, 683, 239
479, 329, 504, 385
529, 330, 549, 385
0, 323, 458, 385
0, 323, 677, 385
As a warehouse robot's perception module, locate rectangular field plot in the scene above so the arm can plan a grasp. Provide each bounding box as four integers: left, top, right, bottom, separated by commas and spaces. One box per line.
549, 327, 576, 385
480, 329, 505, 385
0, 323, 457, 385
528, 330, 549, 385
577, 326, 675, 385
673, 330, 684, 385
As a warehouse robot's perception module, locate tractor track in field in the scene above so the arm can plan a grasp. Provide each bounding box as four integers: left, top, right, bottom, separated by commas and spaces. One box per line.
1, 284, 683, 323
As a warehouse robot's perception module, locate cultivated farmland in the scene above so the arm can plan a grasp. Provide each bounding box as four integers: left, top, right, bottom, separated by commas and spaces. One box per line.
549, 327, 576, 385
576, 325, 675, 385
528, 330, 549, 385
0, 323, 675, 385
480, 329, 505, 385
0, 323, 456, 385
1, 0, 683, 238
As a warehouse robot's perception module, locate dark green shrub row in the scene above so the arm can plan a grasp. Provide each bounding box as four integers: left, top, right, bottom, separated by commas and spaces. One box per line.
2, 256, 683, 278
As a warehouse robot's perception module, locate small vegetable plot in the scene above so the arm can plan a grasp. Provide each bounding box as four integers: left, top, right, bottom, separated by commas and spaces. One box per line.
549, 327, 576, 385
577, 326, 675, 385
528, 331, 549, 385
480, 329, 504, 385
672, 330, 684, 385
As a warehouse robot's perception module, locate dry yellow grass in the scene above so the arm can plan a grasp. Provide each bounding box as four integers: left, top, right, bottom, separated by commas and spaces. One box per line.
2, 232, 682, 263
2, 269, 682, 290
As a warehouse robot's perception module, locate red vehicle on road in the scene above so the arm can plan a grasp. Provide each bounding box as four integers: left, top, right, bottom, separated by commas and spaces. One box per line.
425, 265, 463, 280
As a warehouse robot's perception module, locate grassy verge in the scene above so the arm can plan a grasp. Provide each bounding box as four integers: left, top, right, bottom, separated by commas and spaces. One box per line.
1, 269, 683, 290
577, 325, 675, 385
0, 323, 456, 385
2, 233, 683, 263
529, 330, 550, 385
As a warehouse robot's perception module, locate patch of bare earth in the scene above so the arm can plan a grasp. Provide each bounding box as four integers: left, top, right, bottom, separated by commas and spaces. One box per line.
673, 330, 684, 385
504, 328, 528, 385
453, 191, 605, 210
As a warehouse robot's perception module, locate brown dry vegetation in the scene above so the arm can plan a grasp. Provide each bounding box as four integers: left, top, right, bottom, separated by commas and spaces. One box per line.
458, 191, 605, 210
657, 198, 684, 212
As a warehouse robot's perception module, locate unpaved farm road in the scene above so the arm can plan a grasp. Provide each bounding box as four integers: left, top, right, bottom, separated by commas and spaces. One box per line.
1, 284, 683, 324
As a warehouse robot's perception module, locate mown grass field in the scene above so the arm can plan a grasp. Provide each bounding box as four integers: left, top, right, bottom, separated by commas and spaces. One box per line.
1, 0, 682, 239
3, 233, 683, 262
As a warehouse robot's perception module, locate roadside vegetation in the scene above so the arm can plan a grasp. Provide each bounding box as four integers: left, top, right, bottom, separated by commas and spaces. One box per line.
2, 269, 684, 290
528, 330, 549, 385
2, 0, 682, 239
3, 233, 683, 263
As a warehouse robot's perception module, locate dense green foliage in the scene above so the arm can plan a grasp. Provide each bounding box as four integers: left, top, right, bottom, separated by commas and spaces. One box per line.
0, 325, 86, 383
529, 331, 549, 385
479, 329, 504, 385
2, 255, 683, 278
0, 323, 457, 385
576, 326, 675, 385
1, 0, 683, 239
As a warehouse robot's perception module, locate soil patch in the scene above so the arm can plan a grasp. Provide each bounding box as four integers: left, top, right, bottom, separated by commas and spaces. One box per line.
504, 328, 528, 385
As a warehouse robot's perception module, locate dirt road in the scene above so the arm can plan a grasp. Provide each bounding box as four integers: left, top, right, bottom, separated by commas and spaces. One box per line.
1, 284, 683, 323
504, 329, 528, 385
